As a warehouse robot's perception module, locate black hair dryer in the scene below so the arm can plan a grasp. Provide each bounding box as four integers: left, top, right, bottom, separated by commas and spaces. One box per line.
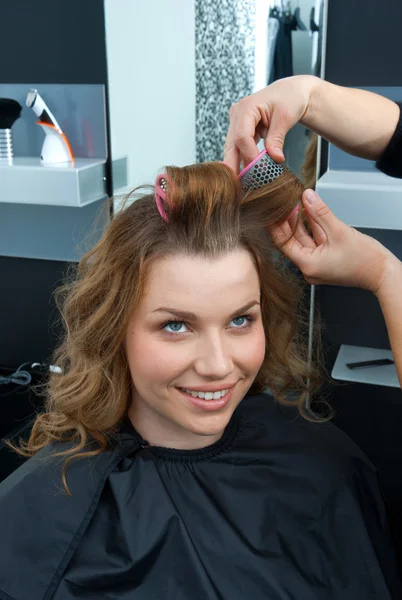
0, 98, 22, 163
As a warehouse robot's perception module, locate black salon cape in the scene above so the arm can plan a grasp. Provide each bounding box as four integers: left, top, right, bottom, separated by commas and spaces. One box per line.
376, 102, 402, 179
0, 393, 401, 600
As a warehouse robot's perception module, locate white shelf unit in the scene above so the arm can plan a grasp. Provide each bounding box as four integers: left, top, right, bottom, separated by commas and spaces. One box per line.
0, 157, 107, 207
332, 344, 399, 388
316, 169, 402, 230
315, 168, 402, 391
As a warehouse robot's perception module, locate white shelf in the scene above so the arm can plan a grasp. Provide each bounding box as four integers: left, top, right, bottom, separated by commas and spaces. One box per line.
316, 169, 402, 230
332, 344, 399, 388
0, 157, 107, 207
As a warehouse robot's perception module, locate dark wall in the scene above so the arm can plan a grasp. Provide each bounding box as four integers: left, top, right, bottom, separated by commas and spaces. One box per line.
320, 0, 402, 544
0, 0, 110, 477
326, 0, 402, 86
0, 1, 108, 84
320, 0, 402, 174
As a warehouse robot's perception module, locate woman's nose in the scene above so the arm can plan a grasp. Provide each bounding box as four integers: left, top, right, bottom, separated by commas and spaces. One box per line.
193, 334, 234, 379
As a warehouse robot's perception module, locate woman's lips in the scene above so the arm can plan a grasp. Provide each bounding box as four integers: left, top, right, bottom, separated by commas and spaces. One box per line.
176, 386, 235, 412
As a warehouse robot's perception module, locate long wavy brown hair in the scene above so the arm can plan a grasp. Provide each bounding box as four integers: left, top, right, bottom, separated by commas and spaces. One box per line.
9, 161, 324, 492
301, 133, 318, 190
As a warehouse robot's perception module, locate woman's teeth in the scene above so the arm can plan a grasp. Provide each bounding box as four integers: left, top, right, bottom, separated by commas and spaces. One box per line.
182, 388, 229, 400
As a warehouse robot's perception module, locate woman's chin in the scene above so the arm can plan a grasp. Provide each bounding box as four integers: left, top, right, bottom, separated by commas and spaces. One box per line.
180, 401, 238, 442
188, 416, 229, 436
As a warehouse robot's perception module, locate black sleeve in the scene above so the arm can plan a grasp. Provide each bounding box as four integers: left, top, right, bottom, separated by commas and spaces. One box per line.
319, 458, 402, 599
376, 103, 402, 178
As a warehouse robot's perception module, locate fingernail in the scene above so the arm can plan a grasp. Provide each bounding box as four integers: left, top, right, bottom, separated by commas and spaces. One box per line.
305, 190, 318, 205
274, 147, 284, 157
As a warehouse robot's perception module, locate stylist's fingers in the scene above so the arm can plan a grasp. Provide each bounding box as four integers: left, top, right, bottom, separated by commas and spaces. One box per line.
270, 218, 294, 249
270, 215, 313, 267
288, 208, 316, 249
234, 113, 261, 166
272, 225, 313, 267
223, 111, 241, 172
263, 109, 290, 163
224, 102, 262, 169
301, 189, 343, 241
303, 209, 327, 246
254, 121, 268, 146
223, 103, 242, 171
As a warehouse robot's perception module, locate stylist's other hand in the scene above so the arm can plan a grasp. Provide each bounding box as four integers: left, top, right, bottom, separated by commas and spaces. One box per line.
272, 189, 398, 295
224, 75, 318, 172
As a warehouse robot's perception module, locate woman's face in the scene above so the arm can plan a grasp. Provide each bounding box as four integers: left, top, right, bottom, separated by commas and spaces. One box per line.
125, 249, 266, 449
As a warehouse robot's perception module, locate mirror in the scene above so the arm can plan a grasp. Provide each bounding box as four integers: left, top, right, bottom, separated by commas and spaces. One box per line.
104, 0, 326, 209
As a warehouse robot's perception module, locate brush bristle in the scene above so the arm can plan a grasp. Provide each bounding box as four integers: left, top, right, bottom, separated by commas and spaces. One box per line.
0, 98, 22, 129
240, 152, 284, 194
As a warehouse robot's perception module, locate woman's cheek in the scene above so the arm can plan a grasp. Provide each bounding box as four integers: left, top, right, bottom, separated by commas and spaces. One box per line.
145, 335, 192, 373
240, 326, 266, 369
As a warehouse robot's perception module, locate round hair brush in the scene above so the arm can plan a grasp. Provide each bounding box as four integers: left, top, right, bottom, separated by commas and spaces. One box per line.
0, 98, 22, 162
238, 149, 284, 194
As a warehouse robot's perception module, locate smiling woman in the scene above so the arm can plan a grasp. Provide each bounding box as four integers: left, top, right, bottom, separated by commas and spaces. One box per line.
1, 161, 401, 599
14, 160, 316, 471
125, 249, 266, 449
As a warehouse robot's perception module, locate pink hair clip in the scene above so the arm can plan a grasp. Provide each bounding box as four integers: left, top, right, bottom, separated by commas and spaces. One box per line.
154, 174, 171, 222
287, 203, 300, 220
155, 158, 298, 224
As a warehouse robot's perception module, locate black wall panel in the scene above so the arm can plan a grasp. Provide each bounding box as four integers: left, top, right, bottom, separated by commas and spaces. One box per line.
320, 0, 402, 547
0, 0, 107, 84
326, 0, 402, 86
0, 0, 110, 475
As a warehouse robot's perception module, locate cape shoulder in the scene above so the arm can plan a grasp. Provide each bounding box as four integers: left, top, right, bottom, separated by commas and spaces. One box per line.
0, 437, 139, 600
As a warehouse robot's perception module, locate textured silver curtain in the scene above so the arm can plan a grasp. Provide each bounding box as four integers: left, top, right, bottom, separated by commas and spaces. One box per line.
195, 0, 256, 162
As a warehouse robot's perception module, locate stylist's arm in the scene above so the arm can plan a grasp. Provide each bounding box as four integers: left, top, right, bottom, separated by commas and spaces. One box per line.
224, 75, 400, 170
273, 189, 402, 387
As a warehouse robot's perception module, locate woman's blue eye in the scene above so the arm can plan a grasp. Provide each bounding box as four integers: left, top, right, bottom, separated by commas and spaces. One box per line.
230, 315, 252, 328
162, 315, 252, 334
163, 321, 187, 333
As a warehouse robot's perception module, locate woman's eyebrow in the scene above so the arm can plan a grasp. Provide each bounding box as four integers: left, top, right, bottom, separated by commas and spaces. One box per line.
152, 301, 260, 321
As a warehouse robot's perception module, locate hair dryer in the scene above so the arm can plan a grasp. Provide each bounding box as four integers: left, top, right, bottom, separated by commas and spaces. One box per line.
26, 88, 74, 165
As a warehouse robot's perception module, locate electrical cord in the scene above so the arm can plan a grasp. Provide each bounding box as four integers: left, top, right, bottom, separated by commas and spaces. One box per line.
0, 361, 62, 396
305, 284, 315, 413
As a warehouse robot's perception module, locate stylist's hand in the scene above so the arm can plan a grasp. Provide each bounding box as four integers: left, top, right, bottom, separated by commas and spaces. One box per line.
224, 75, 319, 171
272, 189, 398, 294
